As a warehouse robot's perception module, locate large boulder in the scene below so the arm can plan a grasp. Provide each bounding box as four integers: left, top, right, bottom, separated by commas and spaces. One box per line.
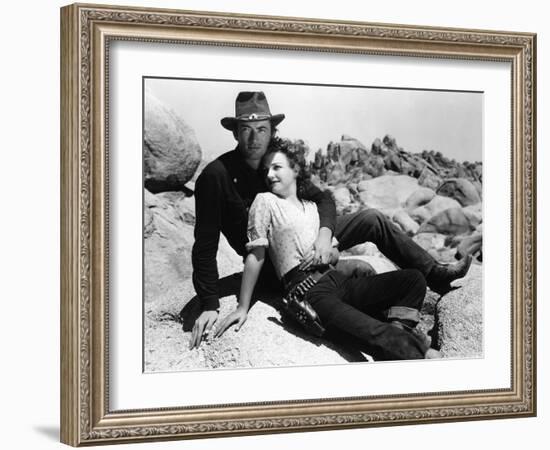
338, 135, 369, 167
437, 178, 481, 206
456, 233, 483, 260
392, 209, 420, 235
339, 254, 397, 274
331, 186, 353, 215
144, 190, 242, 309
417, 207, 476, 235
404, 187, 436, 210
144, 90, 202, 192
462, 203, 483, 228
344, 242, 383, 257
357, 175, 419, 212
410, 195, 462, 224
413, 232, 447, 254
418, 166, 443, 191
145, 279, 368, 372
434, 264, 482, 358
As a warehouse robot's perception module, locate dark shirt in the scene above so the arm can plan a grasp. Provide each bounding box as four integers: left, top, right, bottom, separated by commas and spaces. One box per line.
191, 148, 336, 311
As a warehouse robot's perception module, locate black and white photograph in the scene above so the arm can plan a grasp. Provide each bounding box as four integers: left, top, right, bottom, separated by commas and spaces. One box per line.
143, 78, 483, 372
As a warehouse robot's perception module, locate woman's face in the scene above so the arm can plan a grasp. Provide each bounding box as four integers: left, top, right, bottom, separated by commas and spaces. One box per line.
263, 151, 298, 198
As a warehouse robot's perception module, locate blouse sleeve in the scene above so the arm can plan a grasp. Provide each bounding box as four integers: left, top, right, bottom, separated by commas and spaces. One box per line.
246, 194, 272, 252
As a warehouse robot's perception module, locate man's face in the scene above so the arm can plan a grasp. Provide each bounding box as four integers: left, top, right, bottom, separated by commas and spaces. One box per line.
235, 120, 272, 161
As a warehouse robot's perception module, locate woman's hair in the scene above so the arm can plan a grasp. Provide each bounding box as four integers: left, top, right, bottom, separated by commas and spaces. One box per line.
262, 137, 311, 199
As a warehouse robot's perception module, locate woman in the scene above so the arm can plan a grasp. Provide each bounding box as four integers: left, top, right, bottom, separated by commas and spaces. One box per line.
215, 138, 440, 360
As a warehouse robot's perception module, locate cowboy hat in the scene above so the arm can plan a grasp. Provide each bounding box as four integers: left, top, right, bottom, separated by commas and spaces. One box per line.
221, 91, 285, 131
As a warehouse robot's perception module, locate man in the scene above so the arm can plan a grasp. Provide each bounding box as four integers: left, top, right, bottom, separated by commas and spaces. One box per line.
190, 91, 471, 349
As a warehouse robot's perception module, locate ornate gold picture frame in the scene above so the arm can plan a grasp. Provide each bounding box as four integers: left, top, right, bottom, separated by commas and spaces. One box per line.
60, 3, 536, 446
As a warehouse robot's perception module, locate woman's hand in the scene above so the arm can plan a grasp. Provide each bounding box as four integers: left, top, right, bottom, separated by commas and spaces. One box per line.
214, 307, 248, 338
329, 248, 340, 265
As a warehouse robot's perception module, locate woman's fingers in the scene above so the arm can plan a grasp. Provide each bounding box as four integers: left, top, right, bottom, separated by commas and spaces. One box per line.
215, 313, 239, 338
234, 315, 247, 332
214, 311, 247, 337
214, 316, 230, 338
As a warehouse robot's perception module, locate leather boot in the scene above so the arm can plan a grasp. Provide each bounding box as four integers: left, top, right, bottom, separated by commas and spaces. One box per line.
426, 254, 472, 296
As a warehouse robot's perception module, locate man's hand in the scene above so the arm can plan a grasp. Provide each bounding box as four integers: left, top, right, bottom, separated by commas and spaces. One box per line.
328, 247, 340, 265
189, 310, 219, 349
299, 227, 333, 270
214, 307, 248, 338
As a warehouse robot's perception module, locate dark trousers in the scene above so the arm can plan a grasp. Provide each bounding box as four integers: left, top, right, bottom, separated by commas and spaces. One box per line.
305, 269, 429, 360
334, 209, 435, 276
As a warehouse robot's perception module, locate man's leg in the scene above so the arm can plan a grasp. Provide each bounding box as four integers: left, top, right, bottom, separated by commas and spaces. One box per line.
340, 268, 426, 327
334, 209, 472, 294
305, 271, 427, 360
335, 209, 435, 276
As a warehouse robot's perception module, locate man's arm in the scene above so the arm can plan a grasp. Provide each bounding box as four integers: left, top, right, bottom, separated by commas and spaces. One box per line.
302, 180, 336, 233
190, 168, 223, 349
192, 169, 223, 311
301, 181, 337, 266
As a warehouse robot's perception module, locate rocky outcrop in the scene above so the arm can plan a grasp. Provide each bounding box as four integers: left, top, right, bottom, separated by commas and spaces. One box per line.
409, 195, 462, 224
338, 254, 397, 274
144, 190, 242, 307
311, 135, 481, 189
434, 264, 483, 358
392, 209, 420, 235
404, 187, 436, 210
357, 175, 419, 212
437, 178, 482, 206
418, 207, 476, 235
331, 186, 353, 215
145, 282, 366, 372
144, 90, 202, 193
455, 233, 483, 261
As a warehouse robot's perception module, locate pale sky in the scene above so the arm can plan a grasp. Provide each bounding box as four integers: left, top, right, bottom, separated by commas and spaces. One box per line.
146, 77, 482, 164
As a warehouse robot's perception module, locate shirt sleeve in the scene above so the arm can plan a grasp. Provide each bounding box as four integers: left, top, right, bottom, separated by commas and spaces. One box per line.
245, 194, 272, 252
301, 180, 337, 233
191, 167, 223, 311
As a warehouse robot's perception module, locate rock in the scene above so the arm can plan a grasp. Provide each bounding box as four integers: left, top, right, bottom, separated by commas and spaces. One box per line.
392, 209, 419, 235
339, 254, 397, 274
383, 134, 398, 151
437, 178, 481, 206
404, 188, 436, 210
456, 233, 483, 260
413, 232, 447, 253
332, 186, 353, 215
338, 136, 369, 167
344, 242, 382, 257
326, 166, 346, 185
418, 166, 443, 191
462, 203, 483, 228
414, 232, 456, 263
418, 207, 476, 235
144, 89, 202, 192
144, 190, 242, 310
434, 264, 482, 358
472, 180, 483, 198
145, 279, 367, 372
384, 152, 403, 172
362, 154, 386, 178
410, 195, 462, 224
357, 175, 419, 211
